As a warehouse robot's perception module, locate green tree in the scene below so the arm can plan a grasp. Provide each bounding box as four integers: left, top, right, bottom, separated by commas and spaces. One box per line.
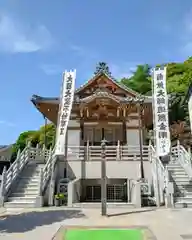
94, 62, 112, 77
11, 123, 56, 161
38, 123, 56, 148
121, 64, 151, 94
11, 130, 37, 161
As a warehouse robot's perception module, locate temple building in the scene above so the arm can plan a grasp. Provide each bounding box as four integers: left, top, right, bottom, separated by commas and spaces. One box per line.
31, 65, 154, 205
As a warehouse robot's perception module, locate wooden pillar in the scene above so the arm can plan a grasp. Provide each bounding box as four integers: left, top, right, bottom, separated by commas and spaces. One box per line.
123, 121, 126, 145
80, 119, 84, 144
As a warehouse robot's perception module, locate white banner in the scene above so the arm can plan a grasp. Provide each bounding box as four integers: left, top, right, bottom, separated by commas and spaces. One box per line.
152, 66, 170, 157
188, 92, 192, 134
55, 70, 76, 156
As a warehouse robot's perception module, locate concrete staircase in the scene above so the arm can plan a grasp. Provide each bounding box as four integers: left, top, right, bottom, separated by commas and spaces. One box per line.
4, 163, 44, 208
167, 161, 192, 208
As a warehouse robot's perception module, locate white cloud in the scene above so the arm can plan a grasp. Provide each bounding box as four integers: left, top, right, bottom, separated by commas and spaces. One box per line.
0, 13, 53, 53
70, 45, 85, 56
40, 64, 63, 75
0, 120, 15, 127
109, 62, 141, 79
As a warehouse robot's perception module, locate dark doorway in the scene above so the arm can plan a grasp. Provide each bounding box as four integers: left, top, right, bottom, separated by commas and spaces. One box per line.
84, 183, 127, 202
85, 185, 101, 202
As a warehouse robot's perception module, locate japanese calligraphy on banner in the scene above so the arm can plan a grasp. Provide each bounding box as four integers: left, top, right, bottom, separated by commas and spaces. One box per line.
152, 66, 170, 157
55, 70, 76, 156
188, 91, 192, 134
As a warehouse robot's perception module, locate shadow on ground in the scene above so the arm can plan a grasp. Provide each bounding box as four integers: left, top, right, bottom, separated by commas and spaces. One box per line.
0, 209, 85, 234
107, 208, 157, 217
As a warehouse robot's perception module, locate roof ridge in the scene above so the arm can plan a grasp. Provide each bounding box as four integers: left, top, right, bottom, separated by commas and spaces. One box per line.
75, 71, 146, 96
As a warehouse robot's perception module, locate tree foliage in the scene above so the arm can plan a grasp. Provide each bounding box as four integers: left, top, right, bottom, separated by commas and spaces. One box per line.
120, 59, 192, 123
120, 58, 192, 146
121, 64, 151, 95
11, 123, 56, 161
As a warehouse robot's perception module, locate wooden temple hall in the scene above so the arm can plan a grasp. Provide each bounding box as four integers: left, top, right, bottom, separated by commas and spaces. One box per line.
31, 65, 154, 204
31, 74, 152, 147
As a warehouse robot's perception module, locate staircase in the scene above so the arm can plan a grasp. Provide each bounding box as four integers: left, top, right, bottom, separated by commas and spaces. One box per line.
4, 163, 44, 208
169, 143, 192, 208
0, 143, 55, 209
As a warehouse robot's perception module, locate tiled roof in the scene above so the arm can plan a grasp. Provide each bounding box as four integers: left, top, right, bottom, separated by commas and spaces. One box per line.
31, 71, 152, 105
0, 145, 8, 149
75, 72, 143, 96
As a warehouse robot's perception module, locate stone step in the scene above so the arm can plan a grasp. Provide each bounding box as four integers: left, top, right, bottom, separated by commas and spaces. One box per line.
10, 192, 39, 197
17, 179, 39, 185
171, 173, 188, 177
22, 171, 42, 175
11, 186, 39, 192
72, 202, 135, 209
185, 192, 192, 197
8, 196, 37, 202
21, 172, 40, 176
169, 169, 185, 174
18, 177, 39, 181
173, 179, 190, 184
168, 166, 184, 170
171, 174, 187, 178
175, 188, 192, 193
4, 202, 35, 208
172, 177, 189, 182
175, 201, 192, 208
13, 186, 39, 191
168, 163, 181, 167
175, 196, 192, 202
17, 182, 39, 188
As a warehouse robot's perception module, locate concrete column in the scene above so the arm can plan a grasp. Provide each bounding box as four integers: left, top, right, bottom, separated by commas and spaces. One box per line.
127, 179, 130, 202
67, 181, 73, 207
132, 181, 141, 207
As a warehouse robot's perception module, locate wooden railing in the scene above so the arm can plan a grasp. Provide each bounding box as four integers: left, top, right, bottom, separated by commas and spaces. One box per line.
67, 144, 150, 161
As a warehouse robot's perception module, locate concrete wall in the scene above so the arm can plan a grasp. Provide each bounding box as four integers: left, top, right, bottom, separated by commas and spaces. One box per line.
126, 129, 140, 145
58, 160, 152, 182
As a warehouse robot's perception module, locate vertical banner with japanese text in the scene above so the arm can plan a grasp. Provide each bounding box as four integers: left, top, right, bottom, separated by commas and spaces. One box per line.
152, 66, 170, 156
188, 86, 192, 134
55, 70, 76, 156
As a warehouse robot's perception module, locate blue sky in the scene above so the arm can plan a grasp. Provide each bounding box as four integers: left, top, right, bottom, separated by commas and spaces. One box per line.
0, 0, 192, 145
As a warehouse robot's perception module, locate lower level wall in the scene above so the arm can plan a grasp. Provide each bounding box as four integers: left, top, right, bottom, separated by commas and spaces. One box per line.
57, 161, 152, 182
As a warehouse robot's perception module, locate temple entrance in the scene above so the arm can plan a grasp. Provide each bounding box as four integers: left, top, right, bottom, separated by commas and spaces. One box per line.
84, 125, 123, 146
81, 179, 127, 202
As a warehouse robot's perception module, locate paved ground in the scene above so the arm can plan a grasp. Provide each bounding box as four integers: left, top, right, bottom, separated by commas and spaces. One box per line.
0, 207, 192, 239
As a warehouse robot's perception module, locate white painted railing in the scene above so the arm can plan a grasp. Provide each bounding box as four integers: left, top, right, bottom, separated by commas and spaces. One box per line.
171, 141, 192, 180
41, 147, 56, 194
0, 144, 30, 198
0, 143, 52, 200
149, 144, 167, 206
67, 144, 150, 161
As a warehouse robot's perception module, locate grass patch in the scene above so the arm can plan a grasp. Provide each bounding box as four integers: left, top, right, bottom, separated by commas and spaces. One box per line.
64, 228, 143, 240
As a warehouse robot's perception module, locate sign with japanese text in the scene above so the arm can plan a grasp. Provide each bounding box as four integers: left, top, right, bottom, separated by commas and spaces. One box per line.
152, 66, 170, 156
55, 70, 76, 155
188, 90, 192, 134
